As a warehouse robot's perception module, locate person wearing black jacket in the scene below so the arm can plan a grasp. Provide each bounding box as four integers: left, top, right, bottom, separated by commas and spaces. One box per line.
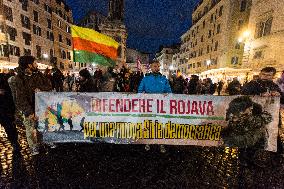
78, 69, 100, 92
0, 73, 20, 151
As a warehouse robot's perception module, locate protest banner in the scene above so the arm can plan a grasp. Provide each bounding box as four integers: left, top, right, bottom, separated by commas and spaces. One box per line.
35, 92, 280, 151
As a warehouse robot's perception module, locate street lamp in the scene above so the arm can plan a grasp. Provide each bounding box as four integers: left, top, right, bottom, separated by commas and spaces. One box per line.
169, 65, 174, 70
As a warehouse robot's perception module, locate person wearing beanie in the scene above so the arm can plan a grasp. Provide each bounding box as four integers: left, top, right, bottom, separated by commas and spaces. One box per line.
14, 55, 52, 155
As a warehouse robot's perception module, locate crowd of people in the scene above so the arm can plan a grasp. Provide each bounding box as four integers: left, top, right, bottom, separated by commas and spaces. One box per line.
0, 56, 284, 157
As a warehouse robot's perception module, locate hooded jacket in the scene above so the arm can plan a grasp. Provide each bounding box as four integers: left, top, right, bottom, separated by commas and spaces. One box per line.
138, 72, 172, 93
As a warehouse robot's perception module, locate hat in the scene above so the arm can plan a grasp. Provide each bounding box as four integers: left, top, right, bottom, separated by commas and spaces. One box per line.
18, 56, 35, 69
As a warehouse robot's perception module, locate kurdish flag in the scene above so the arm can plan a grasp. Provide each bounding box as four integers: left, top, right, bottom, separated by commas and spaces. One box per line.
71, 25, 119, 66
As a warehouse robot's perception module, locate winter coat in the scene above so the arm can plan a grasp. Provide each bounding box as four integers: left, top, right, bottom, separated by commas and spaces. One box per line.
172, 76, 185, 94
78, 78, 99, 92
242, 79, 281, 95
14, 70, 52, 116
227, 80, 242, 95
0, 74, 15, 117
138, 73, 172, 93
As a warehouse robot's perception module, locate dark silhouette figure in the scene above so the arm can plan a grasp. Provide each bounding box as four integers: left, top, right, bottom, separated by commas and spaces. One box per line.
43, 118, 49, 133
57, 115, 65, 131
68, 117, 74, 131
80, 117, 85, 132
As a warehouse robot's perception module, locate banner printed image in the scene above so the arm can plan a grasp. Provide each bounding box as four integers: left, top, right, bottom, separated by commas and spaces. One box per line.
221, 96, 272, 149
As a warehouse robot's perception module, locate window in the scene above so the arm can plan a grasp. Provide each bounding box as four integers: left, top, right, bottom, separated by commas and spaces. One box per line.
9, 45, 20, 56
66, 25, 71, 33
208, 30, 212, 38
36, 45, 41, 59
207, 45, 210, 53
66, 38, 71, 46
7, 26, 17, 41
217, 24, 221, 34
67, 52, 71, 60
0, 45, 9, 57
32, 0, 39, 4
24, 48, 31, 56
47, 19, 52, 29
21, 0, 28, 11
44, 4, 52, 14
59, 34, 63, 42
255, 17, 273, 38
22, 32, 31, 45
253, 51, 263, 59
201, 35, 204, 42
210, 14, 214, 23
0, 25, 4, 33
235, 42, 241, 49
33, 25, 41, 36
193, 63, 196, 68
4, 6, 13, 22
47, 31, 51, 39
219, 6, 223, 16
50, 49, 54, 58
58, 20, 62, 28
231, 56, 239, 65
214, 41, 218, 51
33, 11, 38, 22
203, 20, 206, 28
21, 15, 30, 29
238, 20, 244, 30
61, 50, 66, 59
60, 62, 65, 69
240, 0, 247, 12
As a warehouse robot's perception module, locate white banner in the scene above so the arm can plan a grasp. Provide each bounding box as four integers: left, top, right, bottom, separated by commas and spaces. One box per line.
35, 92, 280, 151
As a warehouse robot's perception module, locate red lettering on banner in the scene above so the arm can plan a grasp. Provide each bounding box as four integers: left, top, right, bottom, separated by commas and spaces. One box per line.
178, 100, 185, 114
186, 101, 191, 114
116, 99, 123, 112
147, 99, 153, 112
109, 99, 115, 112
170, 100, 177, 114
91, 99, 101, 112
132, 99, 138, 112
124, 99, 131, 112
156, 99, 160, 113
160, 100, 166, 113
139, 99, 146, 113
199, 101, 206, 115
191, 101, 199, 115
207, 101, 214, 115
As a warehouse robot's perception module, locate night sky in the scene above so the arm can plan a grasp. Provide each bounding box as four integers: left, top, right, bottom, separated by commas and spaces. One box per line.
65, 0, 199, 54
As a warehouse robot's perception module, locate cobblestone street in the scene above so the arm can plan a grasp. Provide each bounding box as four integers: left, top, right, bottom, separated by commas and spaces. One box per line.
0, 125, 283, 188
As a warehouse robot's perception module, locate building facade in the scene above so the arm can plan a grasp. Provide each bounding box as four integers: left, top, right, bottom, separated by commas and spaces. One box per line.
99, 0, 127, 67
126, 48, 149, 72
0, 0, 73, 73
78, 11, 106, 32
178, 0, 251, 80
242, 0, 284, 74
156, 45, 179, 76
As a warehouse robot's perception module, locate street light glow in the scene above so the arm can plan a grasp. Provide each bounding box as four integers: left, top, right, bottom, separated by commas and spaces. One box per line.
206, 60, 211, 66
169, 65, 174, 70
43, 53, 49, 59
238, 37, 243, 43
243, 30, 250, 38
